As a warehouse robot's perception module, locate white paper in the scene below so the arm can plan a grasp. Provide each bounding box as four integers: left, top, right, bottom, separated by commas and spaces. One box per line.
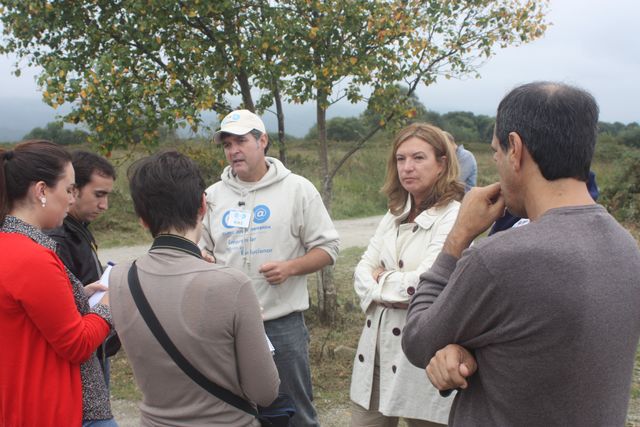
89, 264, 112, 308
266, 334, 275, 355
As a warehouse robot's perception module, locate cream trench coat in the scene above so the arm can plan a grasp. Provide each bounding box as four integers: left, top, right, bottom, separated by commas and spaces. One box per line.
350, 198, 459, 423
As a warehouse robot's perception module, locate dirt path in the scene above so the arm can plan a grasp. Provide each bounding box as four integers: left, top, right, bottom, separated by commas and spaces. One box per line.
98, 215, 383, 264
101, 215, 382, 425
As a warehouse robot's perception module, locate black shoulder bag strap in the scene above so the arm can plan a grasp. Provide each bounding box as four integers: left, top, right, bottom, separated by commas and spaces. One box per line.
127, 261, 258, 417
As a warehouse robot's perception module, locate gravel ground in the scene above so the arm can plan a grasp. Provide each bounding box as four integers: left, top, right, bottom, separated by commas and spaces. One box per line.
112, 399, 352, 426
99, 215, 383, 265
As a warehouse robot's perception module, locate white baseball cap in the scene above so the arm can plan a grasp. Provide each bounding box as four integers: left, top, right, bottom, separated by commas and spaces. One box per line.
213, 109, 267, 144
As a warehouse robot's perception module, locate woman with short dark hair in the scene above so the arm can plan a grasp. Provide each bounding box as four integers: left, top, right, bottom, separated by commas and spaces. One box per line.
108, 151, 279, 426
0, 140, 112, 427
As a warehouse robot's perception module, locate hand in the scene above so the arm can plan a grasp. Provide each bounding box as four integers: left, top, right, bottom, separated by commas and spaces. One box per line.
372, 266, 385, 283
83, 281, 108, 297
444, 183, 505, 258
99, 291, 110, 306
426, 344, 477, 391
201, 250, 216, 263
259, 260, 294, 285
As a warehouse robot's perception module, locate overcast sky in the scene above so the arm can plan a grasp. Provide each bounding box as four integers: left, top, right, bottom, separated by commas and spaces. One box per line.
1, 0, 638, 128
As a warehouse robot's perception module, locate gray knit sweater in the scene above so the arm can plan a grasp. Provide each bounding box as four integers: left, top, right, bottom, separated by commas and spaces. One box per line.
403, 205, 640, 426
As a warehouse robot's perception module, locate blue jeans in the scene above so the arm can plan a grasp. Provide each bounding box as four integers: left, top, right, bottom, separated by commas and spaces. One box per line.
82, 418, 118, 427
264, 311, 319, 427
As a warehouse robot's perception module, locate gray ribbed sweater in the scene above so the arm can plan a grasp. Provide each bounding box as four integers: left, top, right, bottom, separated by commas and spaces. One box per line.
403, 205, 640, 426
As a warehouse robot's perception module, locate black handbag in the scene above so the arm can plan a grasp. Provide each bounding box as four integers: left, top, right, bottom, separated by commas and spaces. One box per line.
127, 262, 295, 426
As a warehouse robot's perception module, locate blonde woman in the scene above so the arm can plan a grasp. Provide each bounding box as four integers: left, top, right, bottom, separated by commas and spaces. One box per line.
350, 123, 464, 426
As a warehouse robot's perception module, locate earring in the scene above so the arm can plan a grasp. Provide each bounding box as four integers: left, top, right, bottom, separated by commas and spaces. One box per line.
40, 197, 46, 207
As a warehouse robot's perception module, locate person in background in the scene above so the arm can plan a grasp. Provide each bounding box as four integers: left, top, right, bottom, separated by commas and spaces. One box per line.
0, 140, 112, 427
109, 151, 279, 426
47, 151, 115, 287
46, 150, 120, 381
444, 131, 477, 192
350, 123, 464, 427
402, 82, 640, 426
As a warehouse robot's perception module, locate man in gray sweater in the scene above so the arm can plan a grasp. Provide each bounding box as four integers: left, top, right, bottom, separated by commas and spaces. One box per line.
402, 82, 640, 426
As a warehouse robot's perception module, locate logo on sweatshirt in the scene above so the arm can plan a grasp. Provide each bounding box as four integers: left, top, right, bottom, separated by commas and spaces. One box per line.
253, 205, 271, 224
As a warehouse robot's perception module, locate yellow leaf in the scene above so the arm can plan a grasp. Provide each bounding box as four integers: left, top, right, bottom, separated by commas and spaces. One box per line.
349, 57, 357, 65
80, 89, 87, 99
108, 116, 115, 124
262, 41, 269, 50
96, 125, 104, 133
309, 27, 318, 39
58, 70, 66, 78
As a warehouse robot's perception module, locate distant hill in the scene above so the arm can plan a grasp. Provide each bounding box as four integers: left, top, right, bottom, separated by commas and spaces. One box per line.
0, 97, 72, 142
0, 97, 365, 142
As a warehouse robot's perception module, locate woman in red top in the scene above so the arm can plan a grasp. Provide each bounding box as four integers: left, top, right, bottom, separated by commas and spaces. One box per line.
0, 140, 112, 427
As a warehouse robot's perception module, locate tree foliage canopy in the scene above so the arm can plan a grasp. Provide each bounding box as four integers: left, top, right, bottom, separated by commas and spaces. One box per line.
1, 0, 548, 154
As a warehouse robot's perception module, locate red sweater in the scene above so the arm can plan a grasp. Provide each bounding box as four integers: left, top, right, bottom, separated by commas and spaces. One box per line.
0, 232, 110, 427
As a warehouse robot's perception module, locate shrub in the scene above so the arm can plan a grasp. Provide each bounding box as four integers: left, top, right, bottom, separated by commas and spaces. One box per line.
600, 152, 640, 222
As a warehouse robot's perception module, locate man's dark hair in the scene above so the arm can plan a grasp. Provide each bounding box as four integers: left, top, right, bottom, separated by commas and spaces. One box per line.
71, 151, 116, 189
127, 151, 205, 237
495, 82, 599, 182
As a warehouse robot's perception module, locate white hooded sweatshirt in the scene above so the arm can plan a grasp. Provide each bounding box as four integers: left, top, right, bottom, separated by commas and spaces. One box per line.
200, 157, 340, 321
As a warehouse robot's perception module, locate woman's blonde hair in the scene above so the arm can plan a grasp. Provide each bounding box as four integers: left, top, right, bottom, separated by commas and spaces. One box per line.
381, 123, 464, 215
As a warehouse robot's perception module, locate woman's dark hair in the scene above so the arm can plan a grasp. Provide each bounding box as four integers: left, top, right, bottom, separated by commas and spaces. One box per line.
381, 123, 464, 215
1, 140, 71, 223
495, 81, 598, 182
127, 150, 206, 237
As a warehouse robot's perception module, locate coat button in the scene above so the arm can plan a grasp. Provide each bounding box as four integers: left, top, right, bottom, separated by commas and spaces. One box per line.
392, 327, 401, 336
412, 225, 419, 232
407, 286, 415, 296
392, 365, 397, 373
366, 319, 371, 328
358, 354, 364, 362
398, 260, 404, 268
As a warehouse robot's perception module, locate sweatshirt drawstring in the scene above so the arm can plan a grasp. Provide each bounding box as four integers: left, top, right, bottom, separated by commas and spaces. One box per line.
241, 190, 258, 269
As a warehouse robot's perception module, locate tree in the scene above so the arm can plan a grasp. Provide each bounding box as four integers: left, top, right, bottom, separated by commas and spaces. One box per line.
1, 0, 549, 323
279, 0, 548, 215
305, 116, 367, 142
361, 84, 428, 130
23, 121, 89, 146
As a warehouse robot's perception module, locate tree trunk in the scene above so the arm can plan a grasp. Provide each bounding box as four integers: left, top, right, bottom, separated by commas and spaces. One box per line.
316, 94, 337, 325
319, 265, 336, 324
273, 82, 287, 165
237, 70, 255, 112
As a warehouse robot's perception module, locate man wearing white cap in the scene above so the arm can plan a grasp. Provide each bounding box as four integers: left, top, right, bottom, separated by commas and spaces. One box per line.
200, 109, 340, 427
